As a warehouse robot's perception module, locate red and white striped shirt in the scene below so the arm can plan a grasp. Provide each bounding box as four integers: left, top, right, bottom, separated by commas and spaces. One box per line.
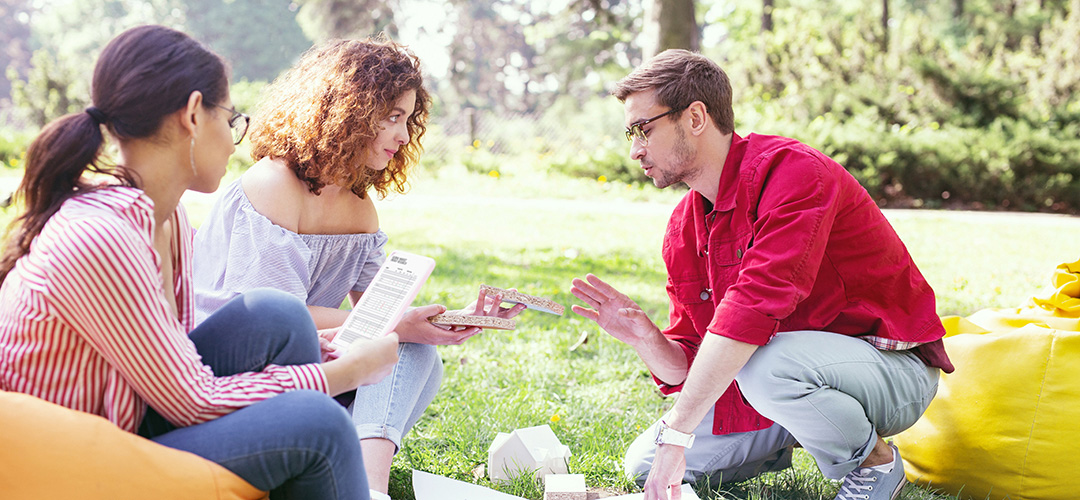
0, 186, 328, 433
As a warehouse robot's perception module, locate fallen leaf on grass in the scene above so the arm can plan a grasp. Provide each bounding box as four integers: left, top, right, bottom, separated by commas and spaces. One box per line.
471, 464, 485, 480
569, 330, 589, 351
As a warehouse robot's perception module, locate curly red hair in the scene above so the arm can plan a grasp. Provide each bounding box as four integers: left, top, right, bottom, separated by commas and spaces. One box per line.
249, 36, 430, 198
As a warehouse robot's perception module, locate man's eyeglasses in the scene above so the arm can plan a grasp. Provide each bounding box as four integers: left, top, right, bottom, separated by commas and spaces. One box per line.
215, 104, 250, 145
625, 107, 685, 146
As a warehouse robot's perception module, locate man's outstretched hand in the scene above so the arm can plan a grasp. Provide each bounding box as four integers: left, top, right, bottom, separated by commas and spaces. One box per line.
570, 273, 659, 347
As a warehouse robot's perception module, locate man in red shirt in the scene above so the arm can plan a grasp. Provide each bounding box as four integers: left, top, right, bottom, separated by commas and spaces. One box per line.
570, 50, 953, 500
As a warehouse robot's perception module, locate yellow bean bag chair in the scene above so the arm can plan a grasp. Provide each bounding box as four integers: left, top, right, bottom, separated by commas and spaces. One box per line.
0, 390, 267, 500
895, 260, 1080, 500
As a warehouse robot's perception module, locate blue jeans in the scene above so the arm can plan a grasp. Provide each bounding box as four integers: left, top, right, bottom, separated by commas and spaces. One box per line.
625, 331, 939, 485
350, 341, 443, 449
138, 289, 368, 500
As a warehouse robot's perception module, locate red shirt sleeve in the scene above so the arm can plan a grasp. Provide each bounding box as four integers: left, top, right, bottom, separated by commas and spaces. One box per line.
708, 149, 842, 345
651, 279, 701, 394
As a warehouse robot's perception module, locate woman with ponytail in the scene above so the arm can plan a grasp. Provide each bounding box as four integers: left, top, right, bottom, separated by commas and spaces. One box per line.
0, 25, 397, 500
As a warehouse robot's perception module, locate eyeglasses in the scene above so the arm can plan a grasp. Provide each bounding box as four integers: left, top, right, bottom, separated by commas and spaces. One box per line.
215, 104, 250, 145
625, 107, 685, 146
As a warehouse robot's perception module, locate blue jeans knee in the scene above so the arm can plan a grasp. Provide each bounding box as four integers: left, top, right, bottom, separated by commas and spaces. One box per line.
351, 342, 443, 449
232, 288, 316, 342
188, 288, 320, 372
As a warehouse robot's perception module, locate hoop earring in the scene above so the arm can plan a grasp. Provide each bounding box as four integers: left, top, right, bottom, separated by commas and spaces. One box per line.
189, 136, 197, 177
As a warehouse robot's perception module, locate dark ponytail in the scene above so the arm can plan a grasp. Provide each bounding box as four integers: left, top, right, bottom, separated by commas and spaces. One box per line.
0, 25, 227, 284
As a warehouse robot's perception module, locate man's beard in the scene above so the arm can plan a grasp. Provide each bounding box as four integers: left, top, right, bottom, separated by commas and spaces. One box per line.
652, 124, 697, 189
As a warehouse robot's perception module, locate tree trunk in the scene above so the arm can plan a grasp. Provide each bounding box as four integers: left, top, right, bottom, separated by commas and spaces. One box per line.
1005, 0, 1020, 49
881, 0, 889, 52
641, 0, 699, 59
762, 0, 774, 33
953, 0, 964, 19
1035, 0, 1046, 47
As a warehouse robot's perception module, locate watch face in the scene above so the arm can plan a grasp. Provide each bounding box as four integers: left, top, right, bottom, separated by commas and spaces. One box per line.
655, 426, 665, 444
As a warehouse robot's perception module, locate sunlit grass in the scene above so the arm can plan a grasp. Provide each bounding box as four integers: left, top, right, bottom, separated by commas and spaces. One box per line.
374, 169, 1080, 500
367, 171, 1080, 500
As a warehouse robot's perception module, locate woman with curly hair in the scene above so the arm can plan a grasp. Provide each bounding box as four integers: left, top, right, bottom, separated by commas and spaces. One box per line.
0, 25, 401, 499
192, 36, 523, 498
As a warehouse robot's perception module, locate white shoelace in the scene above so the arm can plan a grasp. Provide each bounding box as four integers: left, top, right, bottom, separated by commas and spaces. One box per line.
836, 469, 877, 500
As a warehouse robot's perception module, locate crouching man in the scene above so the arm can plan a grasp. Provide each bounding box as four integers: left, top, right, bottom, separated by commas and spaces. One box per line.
570, 49, 953, 500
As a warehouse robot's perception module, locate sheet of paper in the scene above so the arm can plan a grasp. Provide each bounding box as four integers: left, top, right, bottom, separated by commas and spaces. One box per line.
412, 470, 699, 500
412, 470, 528, 500
604, 483, 701, 500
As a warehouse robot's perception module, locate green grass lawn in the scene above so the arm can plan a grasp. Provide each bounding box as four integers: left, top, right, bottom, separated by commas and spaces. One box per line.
3, 163, 1079, 499
370, 167, 1080, 500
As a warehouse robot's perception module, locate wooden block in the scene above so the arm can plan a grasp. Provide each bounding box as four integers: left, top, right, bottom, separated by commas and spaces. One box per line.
481, 284, 565, 315
544, 474, 586, 500
545, 493, 586, 500
428, 314, 516, 330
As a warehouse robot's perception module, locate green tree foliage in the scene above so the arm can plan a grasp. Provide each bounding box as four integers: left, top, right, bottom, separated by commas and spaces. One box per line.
294, 0, 398, 41
533, 0, 641, 103
4, 0, 309, 125
5, 0, 186, 126
7, 50, 85, 128
703, 0, 1080, 211
5, 0, 1080, 213
443, 1, 539, 111
547, 0, 1080, 212
437, 0, 640, 113
23, 0, 186, 58
184, 0, 313, 82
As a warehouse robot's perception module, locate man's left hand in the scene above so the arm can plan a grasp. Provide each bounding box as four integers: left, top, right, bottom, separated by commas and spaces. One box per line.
643, 444, 687, 500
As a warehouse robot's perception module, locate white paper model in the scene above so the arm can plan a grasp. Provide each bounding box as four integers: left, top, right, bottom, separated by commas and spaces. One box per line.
487, 424, 572, 482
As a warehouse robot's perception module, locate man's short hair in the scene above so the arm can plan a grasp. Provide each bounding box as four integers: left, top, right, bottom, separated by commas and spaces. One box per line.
612, 49, 734, 134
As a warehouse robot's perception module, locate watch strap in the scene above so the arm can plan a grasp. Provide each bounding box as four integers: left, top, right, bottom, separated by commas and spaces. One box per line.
656, 419, 695, 448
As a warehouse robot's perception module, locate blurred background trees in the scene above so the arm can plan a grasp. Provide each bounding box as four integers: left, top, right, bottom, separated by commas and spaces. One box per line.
3, 0, 1080, 212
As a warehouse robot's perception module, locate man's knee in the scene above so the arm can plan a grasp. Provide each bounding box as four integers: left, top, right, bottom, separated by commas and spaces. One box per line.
735, 339, 792, 409
735, 331, 840, 410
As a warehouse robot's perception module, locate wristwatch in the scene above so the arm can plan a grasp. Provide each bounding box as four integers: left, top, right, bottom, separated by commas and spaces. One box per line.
655, 419, 695, 448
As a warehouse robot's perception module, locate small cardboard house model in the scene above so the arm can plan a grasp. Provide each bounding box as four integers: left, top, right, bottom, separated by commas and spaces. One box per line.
487, 424, 571, 482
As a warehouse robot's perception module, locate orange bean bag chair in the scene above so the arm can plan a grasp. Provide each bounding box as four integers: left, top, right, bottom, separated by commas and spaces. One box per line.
0, 390, 267, 500
894, 260, 1080, 500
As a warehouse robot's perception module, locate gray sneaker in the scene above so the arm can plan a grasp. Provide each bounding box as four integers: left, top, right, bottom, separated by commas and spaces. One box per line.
834, 443, 906, 500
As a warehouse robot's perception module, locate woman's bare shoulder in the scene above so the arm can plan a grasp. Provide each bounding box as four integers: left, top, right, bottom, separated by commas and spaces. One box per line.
351, 192, 379, 234
240, 158, 308, 232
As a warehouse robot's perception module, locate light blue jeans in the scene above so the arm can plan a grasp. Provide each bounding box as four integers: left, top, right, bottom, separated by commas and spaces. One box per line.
625, 330, 940, 486
350, 341, 444, 450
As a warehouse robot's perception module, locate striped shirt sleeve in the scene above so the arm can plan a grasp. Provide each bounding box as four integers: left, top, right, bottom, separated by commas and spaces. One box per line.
46, 215, 327, 428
